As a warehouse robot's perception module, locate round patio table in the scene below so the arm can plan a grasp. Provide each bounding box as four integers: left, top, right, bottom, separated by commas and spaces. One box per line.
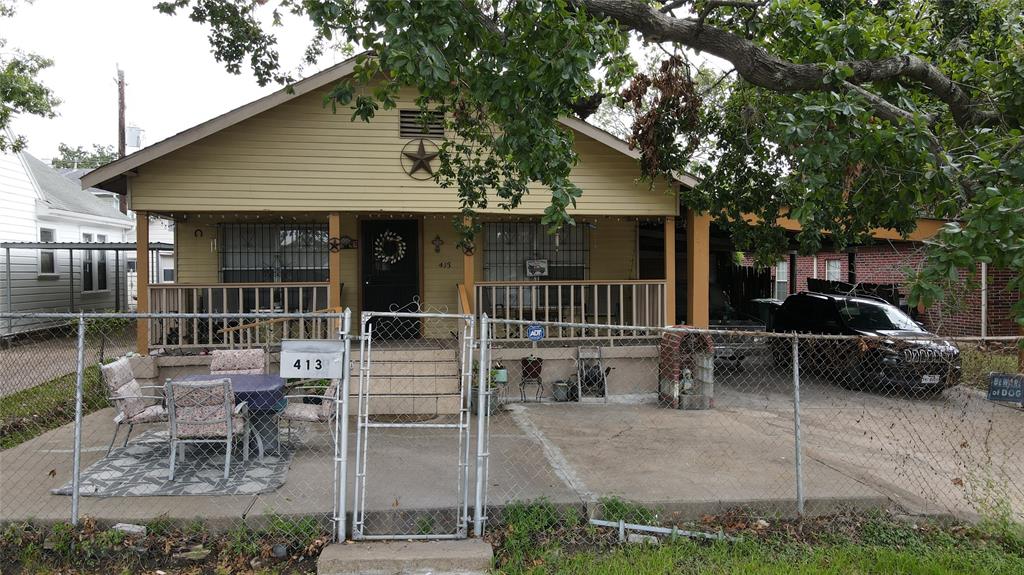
175, 373, 286, 455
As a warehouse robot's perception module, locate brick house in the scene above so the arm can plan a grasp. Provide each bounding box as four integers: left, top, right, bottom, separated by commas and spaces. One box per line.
751, 240, 1020, 337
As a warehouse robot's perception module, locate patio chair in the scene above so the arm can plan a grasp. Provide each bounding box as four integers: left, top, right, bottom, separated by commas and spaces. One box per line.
101, 358, 167, 454
166, 378, 251, 481
210, 348, 266, 375
278, 380, 339, 444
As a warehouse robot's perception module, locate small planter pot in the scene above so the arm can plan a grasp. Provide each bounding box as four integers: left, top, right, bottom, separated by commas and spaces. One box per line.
470, 388, 500, 415
521, 357, 543, 380
492, 368, 509, 385
552, 381, 571, 402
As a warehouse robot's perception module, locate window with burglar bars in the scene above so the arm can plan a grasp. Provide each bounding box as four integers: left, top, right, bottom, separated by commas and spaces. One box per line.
399, 109, 444, 139
483, 221, 589, 281
219, 223, 329, 283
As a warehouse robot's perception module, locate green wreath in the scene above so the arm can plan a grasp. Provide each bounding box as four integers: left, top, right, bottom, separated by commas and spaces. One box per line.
374, 229, 407, 264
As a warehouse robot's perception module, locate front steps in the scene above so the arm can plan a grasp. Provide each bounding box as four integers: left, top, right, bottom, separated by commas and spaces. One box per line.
351, 347, 466, 416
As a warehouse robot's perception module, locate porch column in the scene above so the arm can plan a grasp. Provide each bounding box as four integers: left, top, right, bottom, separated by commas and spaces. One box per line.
664, 216, 676, 325
686, 210, 711, 328
135, 211, 149, 355
463, 217, 475, 314
328, 212, 343, 310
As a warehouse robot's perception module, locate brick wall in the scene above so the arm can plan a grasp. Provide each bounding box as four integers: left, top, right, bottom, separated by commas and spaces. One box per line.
740, 242, 1020, 337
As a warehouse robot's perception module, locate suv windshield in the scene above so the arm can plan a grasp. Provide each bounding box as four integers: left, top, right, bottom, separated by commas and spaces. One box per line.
837, 300, 923, 332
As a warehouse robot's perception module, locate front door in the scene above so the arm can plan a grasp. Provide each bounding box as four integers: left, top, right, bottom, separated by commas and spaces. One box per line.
361, 219, 420, 337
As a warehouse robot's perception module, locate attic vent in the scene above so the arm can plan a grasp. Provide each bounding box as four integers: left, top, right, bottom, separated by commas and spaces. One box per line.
399, 109, 444, 139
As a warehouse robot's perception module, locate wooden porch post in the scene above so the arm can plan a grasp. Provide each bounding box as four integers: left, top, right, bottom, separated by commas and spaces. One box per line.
686, 209, 711, 328
328, 212, 343, 310
664, 216, 676, 325
135, 211, 149, 354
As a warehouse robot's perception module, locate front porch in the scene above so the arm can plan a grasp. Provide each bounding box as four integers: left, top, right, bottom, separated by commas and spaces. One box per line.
134, 211, 714, 354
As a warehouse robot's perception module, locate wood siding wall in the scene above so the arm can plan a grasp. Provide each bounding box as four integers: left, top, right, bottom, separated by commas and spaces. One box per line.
129, 86, 676, 216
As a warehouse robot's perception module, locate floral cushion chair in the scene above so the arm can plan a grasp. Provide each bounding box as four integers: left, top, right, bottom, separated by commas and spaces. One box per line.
101, 357, 167, 454
278, 380, 339, 444
167, 378, 251, 481
210, 348, 266, 375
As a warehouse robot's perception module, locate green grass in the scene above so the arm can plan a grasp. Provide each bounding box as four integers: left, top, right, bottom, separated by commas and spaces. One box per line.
0, 364, 108, 449
536, 536, 1024, 574
490, 507, 1024, 575
960, 347, 1019, 390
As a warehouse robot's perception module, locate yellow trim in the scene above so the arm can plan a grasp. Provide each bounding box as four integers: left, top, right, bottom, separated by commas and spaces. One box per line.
135, 212, 149, 354
686, 211, 711, 329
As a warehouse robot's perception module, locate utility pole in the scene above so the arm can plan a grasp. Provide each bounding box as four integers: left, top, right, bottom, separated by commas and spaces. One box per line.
116, 67, 127, 214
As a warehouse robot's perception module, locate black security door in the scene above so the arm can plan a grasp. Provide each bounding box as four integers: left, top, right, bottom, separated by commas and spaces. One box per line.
361, 220, 420, 337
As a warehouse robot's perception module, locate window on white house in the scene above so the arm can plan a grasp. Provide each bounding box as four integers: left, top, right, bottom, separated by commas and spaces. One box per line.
96, 234, 107, 290
126, 259, 137, 273
162, 268, 175, 282
825, 259, 841, 281
39, 228, 56, 274
774, 260, 790, 300
81, 233, 102, 292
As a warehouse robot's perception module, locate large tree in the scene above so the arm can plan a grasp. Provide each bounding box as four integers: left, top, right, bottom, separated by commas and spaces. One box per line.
0, 0, 59, 152
156, 0, 1023, 324
51, 143, 118, 170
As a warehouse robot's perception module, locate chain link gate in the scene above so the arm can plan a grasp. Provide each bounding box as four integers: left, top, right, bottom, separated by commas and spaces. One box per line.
351, 311, 476, 540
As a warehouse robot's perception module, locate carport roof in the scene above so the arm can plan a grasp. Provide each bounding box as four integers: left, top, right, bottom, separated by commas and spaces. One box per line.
0, 242, 173, 251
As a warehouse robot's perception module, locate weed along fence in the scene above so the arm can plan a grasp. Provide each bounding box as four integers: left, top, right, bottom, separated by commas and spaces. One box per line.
1, 310, 1022, 550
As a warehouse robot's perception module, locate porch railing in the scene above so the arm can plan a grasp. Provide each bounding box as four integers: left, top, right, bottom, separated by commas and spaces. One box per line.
475, 280, 667, 340
147, 282, 330, 349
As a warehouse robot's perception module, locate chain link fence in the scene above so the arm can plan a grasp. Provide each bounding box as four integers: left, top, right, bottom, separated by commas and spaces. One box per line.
1, 310, 1021, 551
476, 316, 1024, 543
0, 311, 349, 553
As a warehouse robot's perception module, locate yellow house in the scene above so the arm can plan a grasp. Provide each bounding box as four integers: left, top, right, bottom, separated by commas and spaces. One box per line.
82, 57, 713, 354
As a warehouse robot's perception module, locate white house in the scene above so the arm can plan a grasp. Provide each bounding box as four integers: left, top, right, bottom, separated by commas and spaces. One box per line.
0, 147, 134, 334
60, 166, 176, 304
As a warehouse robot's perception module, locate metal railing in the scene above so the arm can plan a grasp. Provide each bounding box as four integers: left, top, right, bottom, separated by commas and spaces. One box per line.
475, 280, 667, 340
147, 283, 330, 349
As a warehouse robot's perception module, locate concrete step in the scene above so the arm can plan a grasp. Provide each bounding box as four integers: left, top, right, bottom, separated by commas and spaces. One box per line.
318, 539, 492, 575
368, 348, 459, 362
358, 394, 464, 416
358, 376, 463, 396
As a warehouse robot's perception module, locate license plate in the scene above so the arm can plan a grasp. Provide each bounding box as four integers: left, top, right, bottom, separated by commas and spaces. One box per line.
922, 374, 941, 385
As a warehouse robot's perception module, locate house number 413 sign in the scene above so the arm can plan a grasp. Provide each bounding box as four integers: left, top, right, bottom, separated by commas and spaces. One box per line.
280, 339, 346, 379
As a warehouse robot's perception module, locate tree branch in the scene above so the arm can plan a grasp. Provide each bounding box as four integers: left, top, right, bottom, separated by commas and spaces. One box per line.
580, 0, 1003, 130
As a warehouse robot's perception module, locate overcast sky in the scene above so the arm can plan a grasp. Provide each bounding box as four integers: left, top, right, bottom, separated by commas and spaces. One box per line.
7, 0, 330, 161
8, 1, 721, 162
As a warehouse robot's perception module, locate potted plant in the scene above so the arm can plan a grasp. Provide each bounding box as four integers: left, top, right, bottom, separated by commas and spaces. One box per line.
491, 362, 508, 385
521, 354, 543, 380
469, 362, 501, 415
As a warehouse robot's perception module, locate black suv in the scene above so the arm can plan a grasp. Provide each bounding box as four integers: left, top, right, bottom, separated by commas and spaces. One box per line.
771, 292, 961, 394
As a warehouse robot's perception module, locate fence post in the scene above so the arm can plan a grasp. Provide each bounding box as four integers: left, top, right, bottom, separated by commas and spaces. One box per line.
791, 333, 805, 516
335, 308, 352, 542
71, 312, 87, 525
473, 313, 490, 537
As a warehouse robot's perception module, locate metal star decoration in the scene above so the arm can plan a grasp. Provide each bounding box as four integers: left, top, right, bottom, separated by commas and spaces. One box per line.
402, 139, 439, 177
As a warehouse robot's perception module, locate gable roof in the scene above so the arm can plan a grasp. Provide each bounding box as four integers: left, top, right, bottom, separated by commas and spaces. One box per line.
23, 153, 131, 221
81, 55, 697, 192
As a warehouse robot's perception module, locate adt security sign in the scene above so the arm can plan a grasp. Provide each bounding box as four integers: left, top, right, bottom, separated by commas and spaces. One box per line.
526, 324, 545, 342
280, 339, 345, 379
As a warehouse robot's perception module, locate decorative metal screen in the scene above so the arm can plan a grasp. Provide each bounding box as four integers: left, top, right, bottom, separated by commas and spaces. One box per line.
483, 222, 589, 282
219, 223, 329, 283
